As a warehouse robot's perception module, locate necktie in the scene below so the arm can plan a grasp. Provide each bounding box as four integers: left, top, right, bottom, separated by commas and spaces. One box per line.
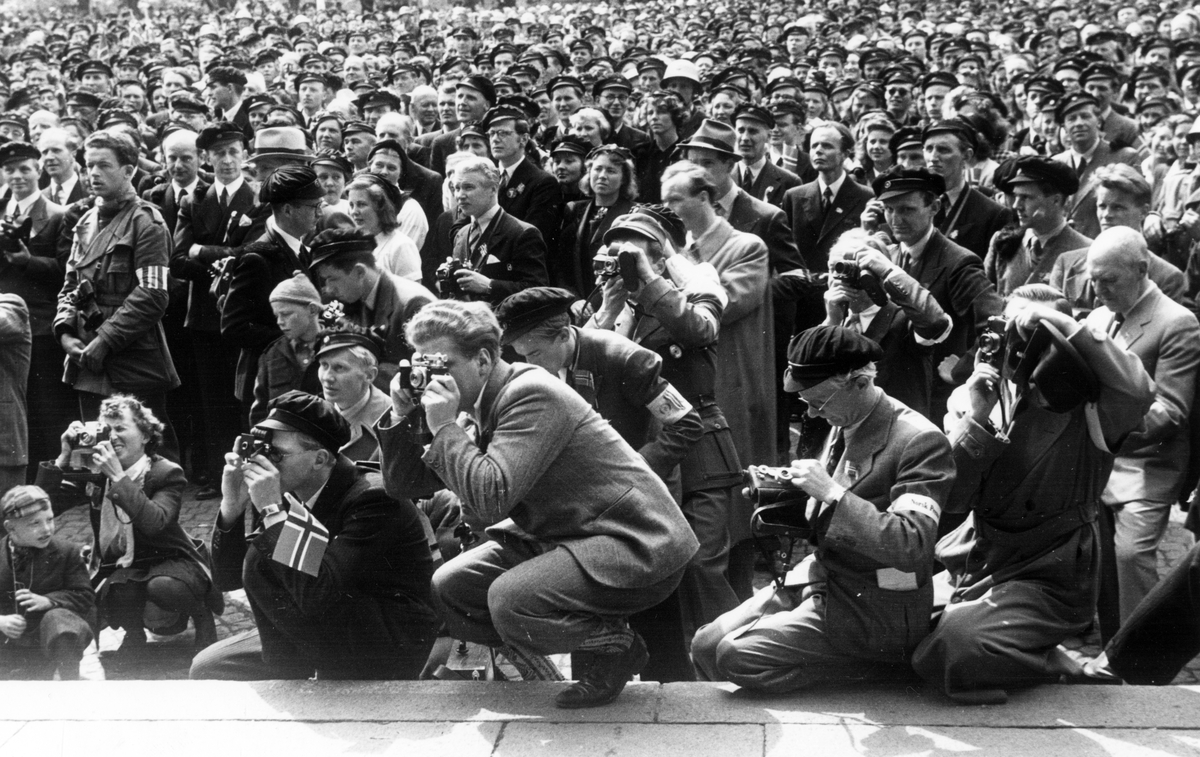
822, 186, 834, 214
51, 183, 62, 204
934, 193, 950, 228
466, 221, 482, 262
498, 170, 509, 195
741, 166, 755, 192
1076, 156, 1087, 179
219, 187, 230, 214
898, 248, 912, 272
1028, 237, 1043, 260
825, 427, 845, 478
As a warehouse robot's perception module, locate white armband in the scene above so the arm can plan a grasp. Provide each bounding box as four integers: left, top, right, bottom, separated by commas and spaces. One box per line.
646, 382, 694, 424
888, 493, 942, 523
136, 265, 169, 290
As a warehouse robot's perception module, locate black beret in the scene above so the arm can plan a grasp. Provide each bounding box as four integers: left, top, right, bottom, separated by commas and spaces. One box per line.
260, 165, 323, 204
257, 390, 351, 453
733, 104, 774, 128
308, 227, 377, 270
497, 287, 578, 344
0, 141, 39, 166
457, 74, 497, 105
196, 121, 247, 151
871, 167, 946, 201
366, 138, 407, 161
1054, 91, 1100, 122
786, 325, 884, 389
993, 155, 1080, 197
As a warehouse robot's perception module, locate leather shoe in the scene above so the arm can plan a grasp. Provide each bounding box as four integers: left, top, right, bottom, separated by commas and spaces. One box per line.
555, 632, 648, 709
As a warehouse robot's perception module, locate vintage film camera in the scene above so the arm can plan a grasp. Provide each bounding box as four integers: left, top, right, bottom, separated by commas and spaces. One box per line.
977, 315, 1010, 369
398, 354, 451, 443
744, 465, 815, 552
235, 427, 281, 464
830, 258, 888, 307
67, 421, 111, 469
64, 279, 106, 336
593, 245, 640, 290
0, 215, 32, 255
436, 259, 470, 298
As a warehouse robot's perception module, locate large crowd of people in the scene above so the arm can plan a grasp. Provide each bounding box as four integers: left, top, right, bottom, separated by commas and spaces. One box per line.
0, 0, 1198, 704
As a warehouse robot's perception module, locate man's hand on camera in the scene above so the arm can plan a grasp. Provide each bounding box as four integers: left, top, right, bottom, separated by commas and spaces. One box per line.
823, 287, 850, 324
0, 614, 26, 640
454, 268, 492, 295
14, 589, 52, 614
241, 454, 283, 513
422, 374, 461, 435
389, 371, 417, 419
622, 244, 655, 284
1012, 301, 1078, 338
787, 459, 839, 502
855, 246, 896, 278
861, 199, 886, 232
4, 241, 31, 267
966, 361, 1002, 425
219, 445, 250, 524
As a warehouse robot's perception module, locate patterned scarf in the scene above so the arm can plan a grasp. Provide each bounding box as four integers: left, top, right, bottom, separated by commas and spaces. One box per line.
97, 455, 152, 568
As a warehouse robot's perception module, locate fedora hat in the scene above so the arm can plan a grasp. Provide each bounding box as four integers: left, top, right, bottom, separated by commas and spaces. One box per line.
677, 118, 739, 159
246, 126, 313, 164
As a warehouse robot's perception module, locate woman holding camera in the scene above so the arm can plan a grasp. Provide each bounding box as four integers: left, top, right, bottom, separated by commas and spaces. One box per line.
38, 395, 221, 653
346, 172, 422, 282
555, 145, 638, 296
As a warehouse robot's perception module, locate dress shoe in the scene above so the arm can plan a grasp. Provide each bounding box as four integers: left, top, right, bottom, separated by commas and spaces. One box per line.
555, 632, 648, 709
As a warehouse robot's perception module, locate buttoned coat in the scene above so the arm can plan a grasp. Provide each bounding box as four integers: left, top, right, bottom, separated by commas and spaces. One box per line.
940, 186, 1014, 261
248, 336, 322, 426
1052, 140, 1140, 240
171, 181, 259, 331
496, 157, 564, 249
692, 219, 775, 541
784, 177, 874, 271
554, 197, 634, 295
1087, 282, 1200, 505
0, 191, 65, 337
808, 393, 955, 662
728, 187, 805, 274
378, 362, 700, 589
742, 160, 803, 211
449, 207, 548, 305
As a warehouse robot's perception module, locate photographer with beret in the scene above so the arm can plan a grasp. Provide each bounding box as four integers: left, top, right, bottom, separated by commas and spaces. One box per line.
911, 280, 1155, 702
985, 155, 1092, 296
221, 166, 325, 416
192, 390, 438, 681
692, 325, 955, 694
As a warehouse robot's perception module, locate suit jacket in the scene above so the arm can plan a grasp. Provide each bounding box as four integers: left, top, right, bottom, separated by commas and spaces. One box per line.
809, 393, 954, 662
212, 455, 438, 678
1053, 140, 1140, 240
1088, 283, 1200, 504
171, 181, 257, 331
941, 186, 1014, 260
429, 127, 461, 177
1051, 246, 1188, 316
0, 294, 30, 465
784, 177, 875, 271
497, 157, 564, 249
41, 176, 87, 206
220, 228, 305, 402
347, 272, 435, 386
380, 362, 699, 588
142, 179, 208, 236
219, 101, 255, 142
728, 188, 805, 274
610, 123, 651, 152
570, 327, 704, 480
742, 160, 803, 210
0, 191, 65, 336
449, 207, 548, 305
693, 218, 776, 541
554, 197, 633, 295
984, 224, 1092, 296
396, 148, 444, 230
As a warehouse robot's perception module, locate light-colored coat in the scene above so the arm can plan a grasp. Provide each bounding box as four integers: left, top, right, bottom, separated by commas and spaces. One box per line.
691, 219, 776, 542
0, 294, 31, 467
1088, 282, 1200, 505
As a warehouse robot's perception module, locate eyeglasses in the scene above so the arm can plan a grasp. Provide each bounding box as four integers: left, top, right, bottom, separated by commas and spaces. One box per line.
487, 128, 517, 139
600, 92, 631, 103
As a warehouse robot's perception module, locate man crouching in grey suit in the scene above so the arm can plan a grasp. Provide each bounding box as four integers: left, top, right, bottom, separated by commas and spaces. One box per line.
378, 300, 699, 708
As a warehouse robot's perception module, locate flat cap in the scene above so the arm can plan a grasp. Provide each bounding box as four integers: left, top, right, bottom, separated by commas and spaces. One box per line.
1054, 91, 1100, 121
923, 118, 978, 152
497, 287, 578, 344
196, 121, 247, 151
603, 205, 684, 250
0, 485, 51, 520
259, 164, 323, 204
993, 155, 1080, 196
550, 134, 592, 157
889, 126, 924, 154
733, 103, 774, 128
871, 167, 946, 201
312, 149, 354, 177
457, 74, 497, 105
315, 330, 384, 360
206, 66, 248, 87
787, 325, 884, 389
308, 227, 377, 270
257, 390, 351, 453
0, 140, 37, 166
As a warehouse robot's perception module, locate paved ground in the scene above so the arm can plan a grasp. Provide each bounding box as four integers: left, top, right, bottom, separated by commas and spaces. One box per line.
46, 483, 1200, 684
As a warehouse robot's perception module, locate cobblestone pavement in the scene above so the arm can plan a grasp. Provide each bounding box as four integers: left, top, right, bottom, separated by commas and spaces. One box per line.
48, 484, 1200, 684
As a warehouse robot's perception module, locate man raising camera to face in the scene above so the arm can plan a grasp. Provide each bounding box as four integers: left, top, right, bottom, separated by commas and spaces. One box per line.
378, 300, 699, 708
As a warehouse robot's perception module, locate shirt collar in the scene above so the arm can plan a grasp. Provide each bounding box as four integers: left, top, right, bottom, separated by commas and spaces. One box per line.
174, 177, 200, 202
717, 184, 738, 216
818, 172, 847, 199
54, 173, 78, 195
900, 224, 935, 259
8, 191, 37, 216
267, 215, 304, 256
1072, 141, 1099, 163
224, 98, 243, 121
213, 175, 245, 197
472, 202, 501, 228
1025, 221, 1067, 246
500, 155, 525, 176
742, 155, 767, 177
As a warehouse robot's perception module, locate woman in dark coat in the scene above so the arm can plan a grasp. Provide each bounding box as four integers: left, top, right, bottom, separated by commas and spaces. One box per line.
38, 394, 222, 652
554, 145, 637, 297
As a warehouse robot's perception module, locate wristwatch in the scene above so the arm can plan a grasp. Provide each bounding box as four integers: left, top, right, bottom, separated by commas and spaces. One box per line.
259, 504, 283, 518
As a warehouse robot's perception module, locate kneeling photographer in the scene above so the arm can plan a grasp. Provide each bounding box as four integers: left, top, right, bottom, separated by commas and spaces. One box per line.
910, 283, 1156, 703
691, 325, 955, 694
36, 395, 221, 654
191, 391, 438, 681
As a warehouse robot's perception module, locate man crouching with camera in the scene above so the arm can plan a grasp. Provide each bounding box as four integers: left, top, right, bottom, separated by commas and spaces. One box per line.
377, 300, 699, 708
691, 325, 955, 694
190, 390, 439, 680
910, 284, 1155, 703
